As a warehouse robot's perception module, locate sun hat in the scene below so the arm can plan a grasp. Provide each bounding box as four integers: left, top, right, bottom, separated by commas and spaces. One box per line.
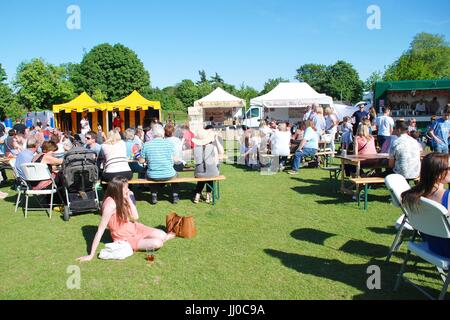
192, 129, 215, 146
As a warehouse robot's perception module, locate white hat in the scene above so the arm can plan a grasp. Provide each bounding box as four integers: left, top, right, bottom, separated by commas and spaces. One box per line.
192, 129, 215, 146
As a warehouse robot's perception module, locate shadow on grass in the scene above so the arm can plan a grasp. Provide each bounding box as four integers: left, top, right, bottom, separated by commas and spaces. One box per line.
367, 226, 398, 235
264, 248, 435, 299
291, 228, 390, 258
81, 225, 113, 253
290, 228, 337, 245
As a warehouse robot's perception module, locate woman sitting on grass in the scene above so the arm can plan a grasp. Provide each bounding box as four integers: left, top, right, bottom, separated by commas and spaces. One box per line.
402, 153, 450, 258
77, 177, 176, 262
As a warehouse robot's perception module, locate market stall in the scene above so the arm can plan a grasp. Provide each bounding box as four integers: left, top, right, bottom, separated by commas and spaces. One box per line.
53, 92, 102, 133
190, 87, 246, 130
103, 90, 161, 131
374, 80, 450, 120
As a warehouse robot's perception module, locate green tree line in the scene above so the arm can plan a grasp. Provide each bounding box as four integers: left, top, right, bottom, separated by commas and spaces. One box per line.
0, 32, 448, 119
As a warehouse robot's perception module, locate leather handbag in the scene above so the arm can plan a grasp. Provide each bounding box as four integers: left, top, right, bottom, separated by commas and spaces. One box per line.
166, 212, 196, 239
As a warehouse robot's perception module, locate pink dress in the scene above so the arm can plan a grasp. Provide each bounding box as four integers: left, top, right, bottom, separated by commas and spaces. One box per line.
108, 213, 154, 251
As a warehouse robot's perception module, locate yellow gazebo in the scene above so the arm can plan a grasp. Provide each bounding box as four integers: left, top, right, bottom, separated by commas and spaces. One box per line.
53, 91, 161, 133
53, 92, 102, 133
103, 90, 161, 131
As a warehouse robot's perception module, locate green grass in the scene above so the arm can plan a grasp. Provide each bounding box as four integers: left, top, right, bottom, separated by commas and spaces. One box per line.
0, 158, 445, 300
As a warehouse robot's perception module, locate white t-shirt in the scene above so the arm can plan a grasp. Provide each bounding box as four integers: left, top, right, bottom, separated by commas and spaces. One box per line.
80, 118, 91, 135
270, 131, 291, 156
101, 140, 131, 173
376, 115, 395, 137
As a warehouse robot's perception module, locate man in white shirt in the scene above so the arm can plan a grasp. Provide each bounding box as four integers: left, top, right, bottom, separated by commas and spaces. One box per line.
415, 99, 426, 115
375, 107, 395, 149
388, 120, 421, 179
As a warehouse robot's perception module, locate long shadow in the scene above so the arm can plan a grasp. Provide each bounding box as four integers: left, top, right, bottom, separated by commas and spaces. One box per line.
81, 225, 113, 253
339, 240, 389, 258
367, 226, 398, 235
264, 249, 435, 299
290, 228, 337, 246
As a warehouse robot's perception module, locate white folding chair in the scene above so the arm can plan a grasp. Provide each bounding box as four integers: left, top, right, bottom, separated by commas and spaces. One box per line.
8, 158, 28, 213
394, 197, 450, 300
385, 174, 415, 262
20, 163, 58, 219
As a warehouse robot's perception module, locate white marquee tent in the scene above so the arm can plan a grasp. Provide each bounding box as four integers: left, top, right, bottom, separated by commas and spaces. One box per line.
250, 82, 333, 108
194, 87, 246, 108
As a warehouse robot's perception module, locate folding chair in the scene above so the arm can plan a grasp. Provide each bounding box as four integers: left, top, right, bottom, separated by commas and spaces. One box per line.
385, 174, 415, 262
20, 163, 58, 219
8, 158, 28, 214
394, 197, 450, 300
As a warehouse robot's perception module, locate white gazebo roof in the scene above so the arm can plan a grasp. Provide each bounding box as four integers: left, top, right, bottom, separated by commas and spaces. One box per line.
194, 87, 246, 108
250, 82, 333, 108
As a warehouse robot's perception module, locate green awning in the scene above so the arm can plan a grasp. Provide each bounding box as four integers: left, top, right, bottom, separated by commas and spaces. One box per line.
374, 79, 450, 100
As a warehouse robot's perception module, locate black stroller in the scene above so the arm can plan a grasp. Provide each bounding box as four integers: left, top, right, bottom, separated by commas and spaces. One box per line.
62, 147, 100, 221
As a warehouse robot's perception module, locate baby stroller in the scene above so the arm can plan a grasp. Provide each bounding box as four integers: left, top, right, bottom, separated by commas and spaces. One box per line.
62, 147, 100, 221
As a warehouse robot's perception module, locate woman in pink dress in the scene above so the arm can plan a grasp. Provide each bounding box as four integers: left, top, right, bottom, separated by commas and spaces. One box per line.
77, 177, 175, 262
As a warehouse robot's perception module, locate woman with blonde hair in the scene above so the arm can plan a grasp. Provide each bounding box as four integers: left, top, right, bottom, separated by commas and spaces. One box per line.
101, 130, 132, 182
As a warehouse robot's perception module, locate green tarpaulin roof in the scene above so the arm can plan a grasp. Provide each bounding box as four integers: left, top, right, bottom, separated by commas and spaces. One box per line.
374, 79, 450, 100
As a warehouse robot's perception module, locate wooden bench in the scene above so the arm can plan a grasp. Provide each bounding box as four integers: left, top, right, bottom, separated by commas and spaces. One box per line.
102, 175, 226, 205
350, 177, 386, 211
349, 176, 420, 210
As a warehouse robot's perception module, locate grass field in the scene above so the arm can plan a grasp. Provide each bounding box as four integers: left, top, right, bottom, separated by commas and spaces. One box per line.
0, 157, 445, 300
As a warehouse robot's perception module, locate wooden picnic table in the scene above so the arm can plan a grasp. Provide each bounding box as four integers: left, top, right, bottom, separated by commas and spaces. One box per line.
335, 153, 391, 195
336, 151, 428, 196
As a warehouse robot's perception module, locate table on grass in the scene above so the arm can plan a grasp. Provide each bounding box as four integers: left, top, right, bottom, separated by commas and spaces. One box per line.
336, 153, 391, 196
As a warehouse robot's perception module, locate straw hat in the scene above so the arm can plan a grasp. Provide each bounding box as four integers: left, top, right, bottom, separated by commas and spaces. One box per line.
192, 129, 215, 146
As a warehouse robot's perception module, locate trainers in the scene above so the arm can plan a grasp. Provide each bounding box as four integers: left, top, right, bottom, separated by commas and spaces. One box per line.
288, 170, 298, 175
193, 193, 200, 204
151, 193, 158, 205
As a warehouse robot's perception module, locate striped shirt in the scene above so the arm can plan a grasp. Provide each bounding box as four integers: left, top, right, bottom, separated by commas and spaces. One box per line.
142, 138, 175, 179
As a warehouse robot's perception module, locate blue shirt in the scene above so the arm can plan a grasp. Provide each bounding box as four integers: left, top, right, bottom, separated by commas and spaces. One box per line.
15, 149, 35, 179
142, 138, 175, 179
431, 118, 450, 147
303, 127, 319, 150
84, 143, 102, 156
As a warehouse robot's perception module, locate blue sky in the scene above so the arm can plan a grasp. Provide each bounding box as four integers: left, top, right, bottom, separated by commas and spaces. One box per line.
0, 0, 449, 91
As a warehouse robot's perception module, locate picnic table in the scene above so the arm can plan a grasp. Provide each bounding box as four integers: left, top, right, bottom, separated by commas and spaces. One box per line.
336, 153, 391, 196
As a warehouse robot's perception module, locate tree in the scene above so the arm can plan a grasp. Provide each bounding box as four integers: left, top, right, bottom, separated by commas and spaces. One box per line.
236, 83, 259, 109
197, 70, 208, 85
384, 33, 450, 81
142, 87, 184, 111
72, 43, 150, 101
91, 88, 108, 103
364, 71, 383, 92
295, 64, 328, 93
13, 58, 75, 111
260, 78, 289, 95
210, 72, 224, 87
175, 80, 199, 110
325, 60, 364, 103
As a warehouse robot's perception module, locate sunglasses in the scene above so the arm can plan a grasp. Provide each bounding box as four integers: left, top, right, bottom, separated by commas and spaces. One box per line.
85, 137, 92, 140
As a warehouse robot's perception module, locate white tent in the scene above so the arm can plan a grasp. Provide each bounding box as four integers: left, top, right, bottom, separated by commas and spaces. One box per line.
194, 87, 246, 108
250, 82, 333, 108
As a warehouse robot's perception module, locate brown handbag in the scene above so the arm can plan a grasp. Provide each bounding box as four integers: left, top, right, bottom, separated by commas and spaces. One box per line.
166, 212, 196, 238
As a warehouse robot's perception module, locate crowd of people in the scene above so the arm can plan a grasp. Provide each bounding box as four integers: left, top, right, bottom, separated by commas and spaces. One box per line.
0, 116, 224, 206
239, 104, 339, 173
